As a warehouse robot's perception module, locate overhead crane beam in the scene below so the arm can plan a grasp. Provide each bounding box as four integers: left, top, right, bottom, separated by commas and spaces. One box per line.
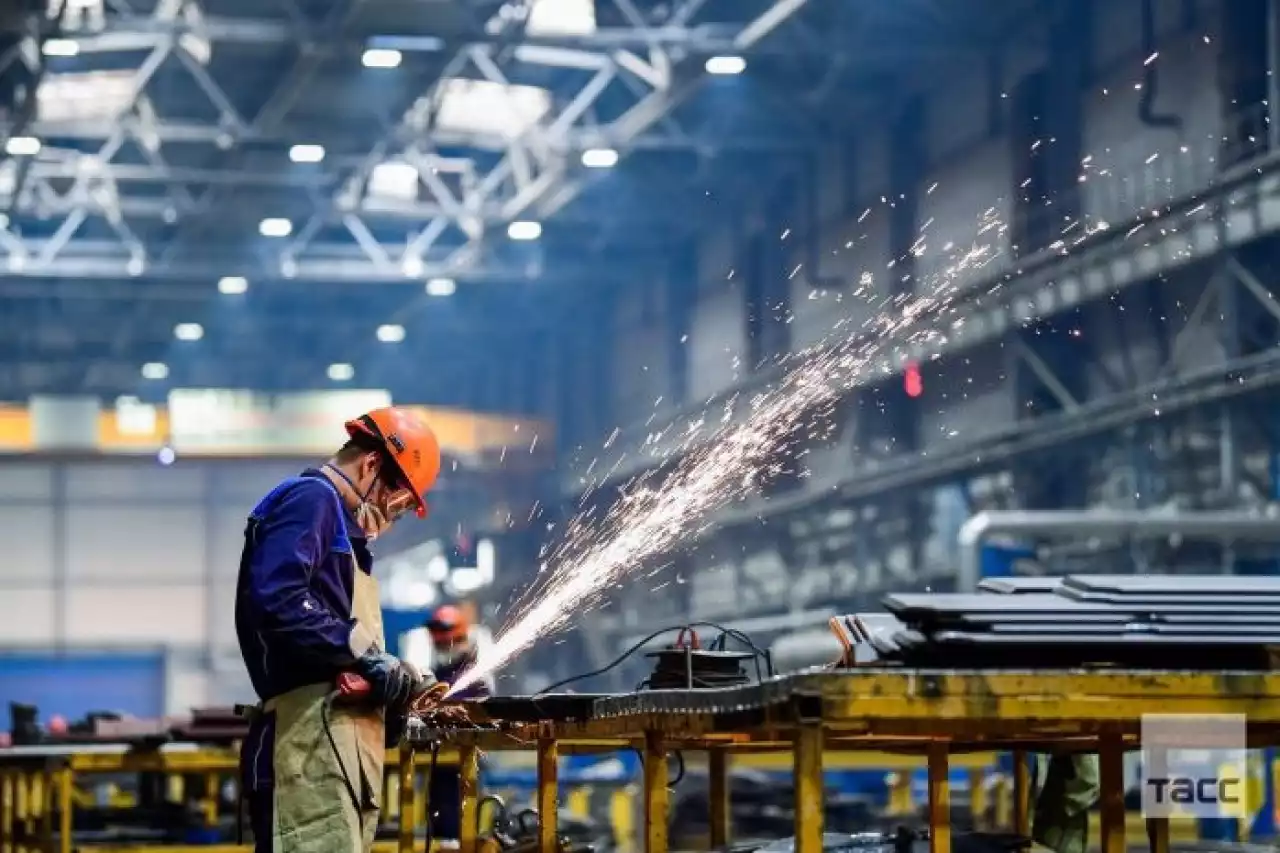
0, 0, 818, 283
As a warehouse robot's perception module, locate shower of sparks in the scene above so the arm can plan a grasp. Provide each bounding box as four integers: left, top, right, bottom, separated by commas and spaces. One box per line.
447, 38, 1236, 693
448, 209, 1014, 695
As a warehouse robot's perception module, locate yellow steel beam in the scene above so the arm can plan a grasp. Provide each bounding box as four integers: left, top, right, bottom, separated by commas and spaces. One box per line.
927, 743, 950, 853
793, 724, 824, 853
459, 745, 480, 853
536, 738, 558, 853
1099, 733, 1127, 853
1012, 751, 1031, 836
708, 749, 730, 849
642, 732, 668, 853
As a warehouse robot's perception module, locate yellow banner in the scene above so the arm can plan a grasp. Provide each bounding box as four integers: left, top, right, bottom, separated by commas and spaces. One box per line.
0, 402, 552, 461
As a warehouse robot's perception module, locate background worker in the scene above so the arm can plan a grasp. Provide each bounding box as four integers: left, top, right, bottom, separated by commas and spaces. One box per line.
1032, 753, 1100, 853
425, 605, 493, 843
235, 407, 442, 853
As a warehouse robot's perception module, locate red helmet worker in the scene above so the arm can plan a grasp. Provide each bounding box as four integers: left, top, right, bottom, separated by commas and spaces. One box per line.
423, 603, 491, 843
235, 405, 442, 853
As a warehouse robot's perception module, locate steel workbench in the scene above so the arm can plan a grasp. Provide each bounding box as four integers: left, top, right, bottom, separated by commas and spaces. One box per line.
406, 669, 1280, 853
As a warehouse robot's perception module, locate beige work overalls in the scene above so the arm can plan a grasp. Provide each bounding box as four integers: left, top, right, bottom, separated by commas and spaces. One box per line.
263, 564, 387, 853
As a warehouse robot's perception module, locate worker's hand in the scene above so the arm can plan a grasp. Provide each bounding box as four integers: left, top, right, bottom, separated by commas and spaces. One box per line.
355, 650, 418, 710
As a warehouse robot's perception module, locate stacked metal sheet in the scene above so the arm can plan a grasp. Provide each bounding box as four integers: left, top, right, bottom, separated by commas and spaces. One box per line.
846, 575, 1280, 668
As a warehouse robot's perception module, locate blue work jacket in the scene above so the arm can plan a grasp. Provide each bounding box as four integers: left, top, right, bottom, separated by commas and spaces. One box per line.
236, 469, 378, 790
235, 469, 375, 702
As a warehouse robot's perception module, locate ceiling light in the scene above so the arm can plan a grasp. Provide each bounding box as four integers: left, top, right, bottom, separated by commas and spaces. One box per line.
705, 55, 746, 75
369, 162, 419, 200
259, 217, 292, 237
426, 277, 456, 296
507, 220, 541, 241
289, 144, 325, 163
140, 362, 169, 380
218, 275, 248, 294
5, 136, 40, 156
174, 322, 203, 341
42, 38, 79, 57
327, 363, 355, 381
581, 147, 618, 168
401, 255, 423, 277
362, 48, 402, 68
376, 324, 405, 343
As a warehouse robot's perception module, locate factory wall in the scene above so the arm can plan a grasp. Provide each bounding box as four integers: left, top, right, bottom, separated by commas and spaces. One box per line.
0, 456, 309, 715
604, 0, 1234, 447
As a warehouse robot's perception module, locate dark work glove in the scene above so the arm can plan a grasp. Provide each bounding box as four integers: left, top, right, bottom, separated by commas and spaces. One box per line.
355, 650, 415, 710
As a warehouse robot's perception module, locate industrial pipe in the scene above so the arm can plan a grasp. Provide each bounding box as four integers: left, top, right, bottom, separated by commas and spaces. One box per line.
957, 509, 1280, 591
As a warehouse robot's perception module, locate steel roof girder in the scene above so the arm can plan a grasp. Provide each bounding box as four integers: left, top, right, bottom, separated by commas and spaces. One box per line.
0, 236, 628, 284
536, 0, 813, 221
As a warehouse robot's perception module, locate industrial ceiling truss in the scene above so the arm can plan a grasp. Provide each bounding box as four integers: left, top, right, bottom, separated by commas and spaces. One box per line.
0, 0, 815, 283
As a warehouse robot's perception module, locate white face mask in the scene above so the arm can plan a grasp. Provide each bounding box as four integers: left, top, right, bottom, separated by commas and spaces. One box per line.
355, 500, 391, 540
327, 464, 415, 540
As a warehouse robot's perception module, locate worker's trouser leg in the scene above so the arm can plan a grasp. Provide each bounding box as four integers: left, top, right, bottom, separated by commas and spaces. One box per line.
247, 787, 275, 853
1032, 754, 1101, 853
248, 782, 380, 853
253, 684, 386, 853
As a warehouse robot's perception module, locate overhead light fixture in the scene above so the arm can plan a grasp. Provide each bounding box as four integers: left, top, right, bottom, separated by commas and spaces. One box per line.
402, 255, 423, 277
42, 38, 79, 57
705, 55, 746, 75
426, 277, 456, 296
140, 362, 169, 380
259, 217, 292, 237
362, 48, 402, 68
218, 275, 248, 294
289, 144, 325, 163
328, 363, 355, 381
508, 220, 541, 241
5, 136, 40, 156
377, 324, 405, 343
369, 162, 419, 200
581, 147, 618, 168
174, 322, 204, 341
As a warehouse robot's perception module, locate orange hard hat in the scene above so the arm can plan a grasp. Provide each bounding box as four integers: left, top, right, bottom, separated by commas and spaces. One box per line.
426, 604, 469, 643
345, 406, 441, 517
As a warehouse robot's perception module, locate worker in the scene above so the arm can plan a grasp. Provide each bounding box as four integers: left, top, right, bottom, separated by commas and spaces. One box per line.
425, 605, 493, 843
1031, 753, 1100, 853
235, 406, 442, 853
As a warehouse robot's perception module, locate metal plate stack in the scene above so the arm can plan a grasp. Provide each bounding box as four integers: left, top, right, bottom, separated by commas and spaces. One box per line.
844, 576, 1280, 668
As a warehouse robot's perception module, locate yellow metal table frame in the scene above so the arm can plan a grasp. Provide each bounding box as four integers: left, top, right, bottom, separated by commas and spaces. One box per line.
0, 746, 452, 853
409, 669, 1280, 853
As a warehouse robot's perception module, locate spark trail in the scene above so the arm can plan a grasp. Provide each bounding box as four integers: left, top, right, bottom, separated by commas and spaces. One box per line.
445, 40, 1219, 695
447, 191, 1137, 696
445, 217, 1008, 696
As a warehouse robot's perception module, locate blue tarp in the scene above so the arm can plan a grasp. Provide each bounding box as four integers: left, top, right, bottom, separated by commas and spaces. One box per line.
0, 652, 165, 723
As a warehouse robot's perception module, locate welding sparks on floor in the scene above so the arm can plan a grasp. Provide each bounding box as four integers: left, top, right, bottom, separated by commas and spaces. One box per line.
447, 202, 1120, 697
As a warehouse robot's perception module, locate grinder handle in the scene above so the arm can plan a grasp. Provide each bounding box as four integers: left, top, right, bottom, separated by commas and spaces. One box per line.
336, 671, 372, 698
